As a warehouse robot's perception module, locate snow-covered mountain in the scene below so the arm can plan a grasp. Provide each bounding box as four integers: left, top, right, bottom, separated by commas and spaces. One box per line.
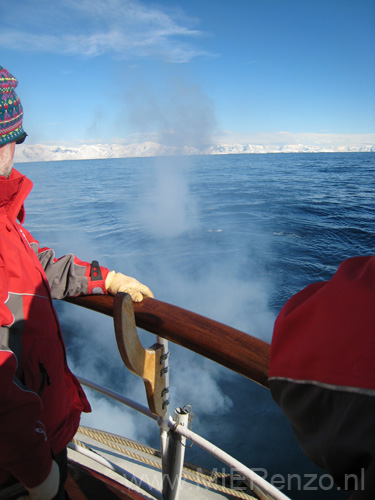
14, 141, 375, 163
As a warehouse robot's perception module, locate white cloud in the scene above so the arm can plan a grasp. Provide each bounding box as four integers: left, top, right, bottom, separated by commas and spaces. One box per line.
0, 0, 214, 62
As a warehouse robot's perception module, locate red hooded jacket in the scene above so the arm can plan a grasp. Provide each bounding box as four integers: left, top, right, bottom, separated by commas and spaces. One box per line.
269, 256, 375, 498
0, 169, 109, 488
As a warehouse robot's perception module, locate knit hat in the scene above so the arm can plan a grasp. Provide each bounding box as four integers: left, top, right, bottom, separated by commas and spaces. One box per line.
0, 66, 26, 146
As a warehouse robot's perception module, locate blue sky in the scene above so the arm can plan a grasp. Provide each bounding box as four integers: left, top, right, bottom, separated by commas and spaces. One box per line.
1, 0, 374, 148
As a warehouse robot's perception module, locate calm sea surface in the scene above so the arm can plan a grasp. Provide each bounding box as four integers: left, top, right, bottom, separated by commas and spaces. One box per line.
20, 152, 375, 499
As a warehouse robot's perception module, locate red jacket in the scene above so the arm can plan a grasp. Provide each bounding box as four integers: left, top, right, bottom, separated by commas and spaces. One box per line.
269, 256, 375, 498
0, 169, 109, 488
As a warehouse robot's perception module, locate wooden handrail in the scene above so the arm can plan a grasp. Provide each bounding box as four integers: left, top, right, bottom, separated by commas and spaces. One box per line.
64, 295, 270, 389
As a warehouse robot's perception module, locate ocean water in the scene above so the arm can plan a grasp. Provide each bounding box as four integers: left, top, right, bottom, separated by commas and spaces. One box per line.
19, 152, 374, 500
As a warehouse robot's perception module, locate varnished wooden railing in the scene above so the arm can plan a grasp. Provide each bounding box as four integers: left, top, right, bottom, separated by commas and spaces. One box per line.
64, 295, 270, 389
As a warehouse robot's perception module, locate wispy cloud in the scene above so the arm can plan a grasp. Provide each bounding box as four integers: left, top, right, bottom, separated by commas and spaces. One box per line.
0, 0, 214, 62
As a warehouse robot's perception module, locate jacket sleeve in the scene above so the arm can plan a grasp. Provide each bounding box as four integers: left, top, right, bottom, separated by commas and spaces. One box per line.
0, 278, 52, 488
20, 226, 110, 299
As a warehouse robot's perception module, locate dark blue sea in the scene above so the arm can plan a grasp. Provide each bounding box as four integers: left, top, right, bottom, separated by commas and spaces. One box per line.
20, 153, 375, 500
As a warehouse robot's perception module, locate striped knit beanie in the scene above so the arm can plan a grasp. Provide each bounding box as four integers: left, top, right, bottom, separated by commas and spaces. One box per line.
0, 66, 26, 146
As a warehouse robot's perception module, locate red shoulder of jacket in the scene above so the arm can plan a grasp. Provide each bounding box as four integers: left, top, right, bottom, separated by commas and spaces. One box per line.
269, 256, 375, 391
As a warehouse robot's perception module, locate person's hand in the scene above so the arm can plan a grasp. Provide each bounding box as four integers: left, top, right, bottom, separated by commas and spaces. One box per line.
17, 460, 59, 500
105, 271, 154, 302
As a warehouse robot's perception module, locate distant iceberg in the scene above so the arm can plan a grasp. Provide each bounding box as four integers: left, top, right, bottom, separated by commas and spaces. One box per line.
14, 141, 375, 163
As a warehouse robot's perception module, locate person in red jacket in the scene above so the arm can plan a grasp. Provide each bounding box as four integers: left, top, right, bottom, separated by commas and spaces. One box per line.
269, 256, 375, 499
0, 66, 153, 499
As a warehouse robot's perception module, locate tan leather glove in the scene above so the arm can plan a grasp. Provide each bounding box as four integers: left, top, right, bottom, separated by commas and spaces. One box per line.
105, 271, 154, 302
17, 460, 59, 500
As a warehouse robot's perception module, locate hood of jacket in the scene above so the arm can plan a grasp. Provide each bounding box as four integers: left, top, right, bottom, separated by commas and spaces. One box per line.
0, 168, 33, 223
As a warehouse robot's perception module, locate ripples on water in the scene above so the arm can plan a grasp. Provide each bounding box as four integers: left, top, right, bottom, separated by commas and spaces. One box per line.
20, 153, 374, 500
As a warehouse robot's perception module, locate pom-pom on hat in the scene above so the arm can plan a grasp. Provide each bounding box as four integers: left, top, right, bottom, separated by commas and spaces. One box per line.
0, 66, 26, 146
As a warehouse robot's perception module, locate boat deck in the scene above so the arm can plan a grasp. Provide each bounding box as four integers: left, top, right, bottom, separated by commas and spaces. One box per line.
67, 427, 259, 500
